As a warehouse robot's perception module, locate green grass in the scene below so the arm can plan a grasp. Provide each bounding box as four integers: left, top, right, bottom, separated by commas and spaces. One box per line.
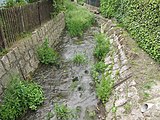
72, 53, 86, 64
94, 33, 110, 60
96, 75, 113, 103
54, 103, 76, 120
65, 1, 94, 36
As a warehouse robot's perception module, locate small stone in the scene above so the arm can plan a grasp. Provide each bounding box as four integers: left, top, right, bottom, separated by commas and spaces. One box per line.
129, 80, 136, 87
115, 98, 127, 107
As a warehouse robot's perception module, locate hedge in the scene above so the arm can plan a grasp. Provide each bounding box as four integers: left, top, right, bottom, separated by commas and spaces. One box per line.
100, 0, 160, 62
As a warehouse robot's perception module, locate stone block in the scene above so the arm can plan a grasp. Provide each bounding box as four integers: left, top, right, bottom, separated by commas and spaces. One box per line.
28, 49, 35, 58
19, 58, 26, 68
0, 61, 6, 78
13, 47, 21, 60
7, 50, 16, 64
17, 41, 26, 55
24, 52, 30, 61
1, 73, 12, 88
1, 55, 10, 71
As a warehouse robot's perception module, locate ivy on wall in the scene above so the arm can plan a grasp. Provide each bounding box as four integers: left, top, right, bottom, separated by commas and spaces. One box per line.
100, 0, 160, 62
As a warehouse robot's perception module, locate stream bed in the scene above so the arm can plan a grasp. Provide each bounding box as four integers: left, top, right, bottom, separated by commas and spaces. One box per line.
22, 24, 105, 120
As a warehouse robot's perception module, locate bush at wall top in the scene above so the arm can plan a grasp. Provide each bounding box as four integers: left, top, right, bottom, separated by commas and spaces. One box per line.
0, 76, 44, 120
65, 1, 95, 36
100, 0, 160, 62
37, 39, 59, 65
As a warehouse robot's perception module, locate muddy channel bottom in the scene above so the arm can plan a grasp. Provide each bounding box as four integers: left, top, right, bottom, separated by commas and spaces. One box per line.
21, 25, 106, 120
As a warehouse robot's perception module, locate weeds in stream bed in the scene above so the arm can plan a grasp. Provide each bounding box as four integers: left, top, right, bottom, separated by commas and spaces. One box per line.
65, 0, 94, 37
72, 53, 86, 64
96, 75, 113, 103
54, 103, 76, 120
94, 33, 110, 60
37, 39, 59, 65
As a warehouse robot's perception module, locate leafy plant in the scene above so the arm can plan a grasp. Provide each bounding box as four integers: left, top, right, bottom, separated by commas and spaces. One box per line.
0, 76, 44, 120
54, 103, 75, 120
37, 39, 59, 65
96, 75, 113, 103
72, 53, 86, 64
0, 49, 8, 57
2, 0, 27, 8
77, 0, 85, 5
65, 1, 95, 36
100, 0, 160, 63
94, 34, 110, 60
92, 61, 107, 73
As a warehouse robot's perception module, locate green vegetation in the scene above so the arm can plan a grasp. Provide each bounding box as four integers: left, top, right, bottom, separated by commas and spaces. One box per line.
52, 0, 65, 16
77, 0, 85, 5
65, 0, 95, 36
91, 33, 113, 103
0, 49, 8, 57
54, 103, 75, 120
96, 75, 113, 103
72, 53, 86, 64
100, 0, 160, 62
2, 0, 27, 8
94, 33, 110, 60
37, 39, 59, 65
93, 61, 107, 73
124, 103, 132, 114
0, 76, 44, 120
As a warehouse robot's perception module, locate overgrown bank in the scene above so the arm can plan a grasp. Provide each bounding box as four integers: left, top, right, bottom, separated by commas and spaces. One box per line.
100, 0, 160, 62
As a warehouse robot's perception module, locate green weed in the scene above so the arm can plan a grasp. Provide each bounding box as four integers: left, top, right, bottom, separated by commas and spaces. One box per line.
92, 61, 107, 73
0, 76, 44, 120
54, 103, 75, 120
37, 39, 59, 65
96, 75, 113, 103
72, 53, 86, 64
65, 1, 94, 36
124, 103, 132, 114
94, 33, 110, 60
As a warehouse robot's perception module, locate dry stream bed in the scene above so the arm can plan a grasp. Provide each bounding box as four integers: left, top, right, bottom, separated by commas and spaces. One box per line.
22, 24, 106, 120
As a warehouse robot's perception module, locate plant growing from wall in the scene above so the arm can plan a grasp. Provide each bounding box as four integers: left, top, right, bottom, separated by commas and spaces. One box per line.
0, 76, 44, 120
37, 39, 59, 65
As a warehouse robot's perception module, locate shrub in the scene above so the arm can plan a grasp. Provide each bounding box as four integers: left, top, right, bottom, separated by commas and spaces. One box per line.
54, 103, 75, 120
96, 75, 113, 103
100, 0, 160, 62
2, 0, 27, 8
94, 34, 110, 60
0, 76, 44, 120
37, 39, 59, 65
65, 1, 95, 36
72, 53, 86, 64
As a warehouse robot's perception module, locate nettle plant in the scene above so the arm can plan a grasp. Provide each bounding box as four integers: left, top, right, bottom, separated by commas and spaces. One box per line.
0, 76, 44, 120
37, 39, 59, 65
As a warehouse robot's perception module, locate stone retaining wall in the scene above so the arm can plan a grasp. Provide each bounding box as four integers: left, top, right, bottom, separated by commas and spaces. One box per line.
0, 13, 65, 98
